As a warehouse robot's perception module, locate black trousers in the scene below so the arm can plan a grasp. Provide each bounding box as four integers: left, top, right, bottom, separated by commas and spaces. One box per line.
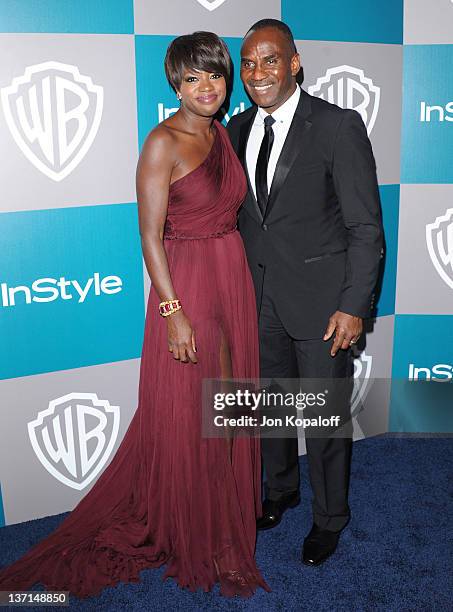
259, 287, 353, 532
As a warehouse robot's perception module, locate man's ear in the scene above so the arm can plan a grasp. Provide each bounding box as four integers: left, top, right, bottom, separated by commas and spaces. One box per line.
291, 53, 301, 77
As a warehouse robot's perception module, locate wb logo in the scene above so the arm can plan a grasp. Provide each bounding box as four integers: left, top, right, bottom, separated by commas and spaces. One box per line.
426, 208, 453, 290
28, 393, 120, 490
1, 61, 103, 182
195, 0, 227, 10
308, 65, 380, 135
352, 349, 373, 414
351, 349, 373, 439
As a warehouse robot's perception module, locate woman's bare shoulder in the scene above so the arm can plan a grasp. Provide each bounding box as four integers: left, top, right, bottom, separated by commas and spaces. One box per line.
140, 123, 178, 162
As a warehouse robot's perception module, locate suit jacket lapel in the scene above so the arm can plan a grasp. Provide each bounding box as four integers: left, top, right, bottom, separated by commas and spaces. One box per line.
264, 91, 313, 222
237, 108, 263, 222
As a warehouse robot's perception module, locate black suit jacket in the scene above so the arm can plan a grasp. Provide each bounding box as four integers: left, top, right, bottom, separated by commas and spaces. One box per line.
227, 88, 384, 340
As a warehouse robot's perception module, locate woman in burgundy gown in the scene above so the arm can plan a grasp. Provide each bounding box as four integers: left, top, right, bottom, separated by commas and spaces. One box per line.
0, 33, 269, 598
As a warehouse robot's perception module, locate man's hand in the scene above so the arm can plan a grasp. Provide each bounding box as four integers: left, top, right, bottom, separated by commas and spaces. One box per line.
323, 311, 363, 357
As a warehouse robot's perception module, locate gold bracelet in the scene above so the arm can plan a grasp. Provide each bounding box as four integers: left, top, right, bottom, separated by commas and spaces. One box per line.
159, 299, 181, 317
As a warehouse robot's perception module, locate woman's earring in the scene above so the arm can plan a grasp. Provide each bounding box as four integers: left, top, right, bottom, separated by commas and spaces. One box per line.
176, 92, 182, 100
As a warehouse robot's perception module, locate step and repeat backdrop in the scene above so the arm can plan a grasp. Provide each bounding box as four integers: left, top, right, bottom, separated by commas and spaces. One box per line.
0, 0, 452, 526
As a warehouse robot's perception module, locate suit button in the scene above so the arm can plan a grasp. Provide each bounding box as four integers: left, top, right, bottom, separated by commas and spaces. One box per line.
258, 263, 263, 269
262, 224, 268, 231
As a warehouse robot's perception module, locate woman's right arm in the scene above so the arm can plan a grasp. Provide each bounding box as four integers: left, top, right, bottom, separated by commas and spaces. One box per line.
136, 129, 197, 364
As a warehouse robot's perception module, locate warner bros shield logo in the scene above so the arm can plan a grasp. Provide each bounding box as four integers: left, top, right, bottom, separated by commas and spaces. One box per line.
195, 0, 227, 10
28, 393, 120, 490
351, 349, 373, 438
308, 65, 380, 135
1, 61, 103, 182
426, 208, 453, 289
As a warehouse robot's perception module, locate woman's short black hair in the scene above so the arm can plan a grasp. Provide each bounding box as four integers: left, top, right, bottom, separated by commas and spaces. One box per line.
165, 31, 232, 93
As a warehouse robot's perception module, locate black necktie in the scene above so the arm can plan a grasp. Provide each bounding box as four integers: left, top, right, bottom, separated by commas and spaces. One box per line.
255, 114, 276, 217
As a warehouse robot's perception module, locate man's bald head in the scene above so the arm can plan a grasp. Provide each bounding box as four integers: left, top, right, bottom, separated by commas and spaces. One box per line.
244, 18, 297, 57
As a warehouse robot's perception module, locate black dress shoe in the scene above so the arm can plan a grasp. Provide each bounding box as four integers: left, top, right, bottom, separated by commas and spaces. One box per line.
256, 492, 300, 531
302, 524, 341, 566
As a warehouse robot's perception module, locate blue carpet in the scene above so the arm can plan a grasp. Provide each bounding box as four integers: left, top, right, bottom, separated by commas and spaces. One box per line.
1, 435, 452, 611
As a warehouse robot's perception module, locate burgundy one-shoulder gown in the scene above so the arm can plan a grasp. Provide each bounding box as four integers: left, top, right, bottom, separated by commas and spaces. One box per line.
0, 121, 269, 598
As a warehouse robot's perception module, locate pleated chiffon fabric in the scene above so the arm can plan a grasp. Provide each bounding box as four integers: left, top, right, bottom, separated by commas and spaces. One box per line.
0, 121, 269, 598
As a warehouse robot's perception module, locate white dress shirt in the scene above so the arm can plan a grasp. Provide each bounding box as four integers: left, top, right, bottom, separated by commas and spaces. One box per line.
246, 85, 301, 200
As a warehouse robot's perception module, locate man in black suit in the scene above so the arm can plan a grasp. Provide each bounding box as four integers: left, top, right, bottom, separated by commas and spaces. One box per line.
227, 19, 383, 566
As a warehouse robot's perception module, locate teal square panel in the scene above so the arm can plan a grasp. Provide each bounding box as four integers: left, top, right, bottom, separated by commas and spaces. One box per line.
0, 0, 134, 33
390, 315, 453, 433
282, 0, 403, 44
135, 35, 251, 150
401, 45, 453, 183
0, 203, 145, 380
374, 185, 399, 318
